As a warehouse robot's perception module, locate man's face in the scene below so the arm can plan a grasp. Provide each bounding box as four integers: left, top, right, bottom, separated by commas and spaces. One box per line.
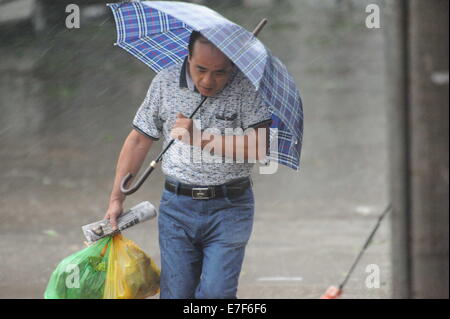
188, 40, 233, 97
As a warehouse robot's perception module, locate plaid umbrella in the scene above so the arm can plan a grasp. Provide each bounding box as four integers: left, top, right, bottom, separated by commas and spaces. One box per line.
107, 1, 303, 170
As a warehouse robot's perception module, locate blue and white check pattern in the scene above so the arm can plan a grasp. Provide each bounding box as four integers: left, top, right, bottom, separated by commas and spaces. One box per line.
108, 1, 303, 170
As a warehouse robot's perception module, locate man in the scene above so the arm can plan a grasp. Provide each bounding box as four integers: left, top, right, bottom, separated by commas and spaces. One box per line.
104, 31, 272, 299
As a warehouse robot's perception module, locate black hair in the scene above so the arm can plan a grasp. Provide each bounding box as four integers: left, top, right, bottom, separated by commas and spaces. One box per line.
187, 31, 234, 66
188, 31, 206, 57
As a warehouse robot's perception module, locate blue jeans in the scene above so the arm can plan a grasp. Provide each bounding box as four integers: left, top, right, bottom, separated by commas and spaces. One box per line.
158, 176, 255, 299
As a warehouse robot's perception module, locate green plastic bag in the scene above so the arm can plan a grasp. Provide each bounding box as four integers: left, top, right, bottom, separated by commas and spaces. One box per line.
44, 237, 111, 299
44, 234, 160, 299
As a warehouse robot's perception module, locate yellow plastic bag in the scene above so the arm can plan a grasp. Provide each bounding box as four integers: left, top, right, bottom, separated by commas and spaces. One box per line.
103, 234, 160, 299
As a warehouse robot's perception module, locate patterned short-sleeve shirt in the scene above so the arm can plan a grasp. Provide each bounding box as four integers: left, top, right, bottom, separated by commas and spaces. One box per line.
133, 58, 272, 185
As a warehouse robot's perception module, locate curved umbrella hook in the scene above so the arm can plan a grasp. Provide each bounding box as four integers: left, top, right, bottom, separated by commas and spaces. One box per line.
120, 18, 268, 196
120, 161, 158, 195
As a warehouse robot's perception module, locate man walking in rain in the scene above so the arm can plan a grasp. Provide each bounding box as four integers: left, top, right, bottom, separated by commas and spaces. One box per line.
104, 31, 272, 299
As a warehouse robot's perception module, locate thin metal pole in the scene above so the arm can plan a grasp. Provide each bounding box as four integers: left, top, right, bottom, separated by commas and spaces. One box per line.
338, 205, 392, 291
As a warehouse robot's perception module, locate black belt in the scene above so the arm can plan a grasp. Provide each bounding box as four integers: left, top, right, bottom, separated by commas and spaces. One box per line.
164, 177, 252, 200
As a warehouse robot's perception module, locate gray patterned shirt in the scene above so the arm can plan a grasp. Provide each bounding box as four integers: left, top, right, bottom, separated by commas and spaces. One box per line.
132, 59, 272, 185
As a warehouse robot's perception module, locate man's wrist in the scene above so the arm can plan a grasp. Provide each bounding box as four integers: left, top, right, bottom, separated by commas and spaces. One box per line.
109, 197, 124, 206
200, 133, 226, 157
198, 132, 216, 150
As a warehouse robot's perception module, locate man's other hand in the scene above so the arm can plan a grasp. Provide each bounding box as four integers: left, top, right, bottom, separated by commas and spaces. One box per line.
104, 200, 123, 231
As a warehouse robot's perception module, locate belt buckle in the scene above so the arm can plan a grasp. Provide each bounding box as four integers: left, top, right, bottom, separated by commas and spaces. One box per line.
192, 187, 214, 200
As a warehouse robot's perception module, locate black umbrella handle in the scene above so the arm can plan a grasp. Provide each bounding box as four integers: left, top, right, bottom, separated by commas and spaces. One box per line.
120, 95, 208, 195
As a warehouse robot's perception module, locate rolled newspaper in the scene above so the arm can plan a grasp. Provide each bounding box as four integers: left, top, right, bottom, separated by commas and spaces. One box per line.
82, 201, 157, 243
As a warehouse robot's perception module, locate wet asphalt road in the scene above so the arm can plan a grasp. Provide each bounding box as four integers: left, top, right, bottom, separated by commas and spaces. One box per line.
0, 0, 390, 298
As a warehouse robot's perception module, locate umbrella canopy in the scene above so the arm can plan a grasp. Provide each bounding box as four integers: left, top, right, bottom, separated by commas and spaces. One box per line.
107, 1, 303, 170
